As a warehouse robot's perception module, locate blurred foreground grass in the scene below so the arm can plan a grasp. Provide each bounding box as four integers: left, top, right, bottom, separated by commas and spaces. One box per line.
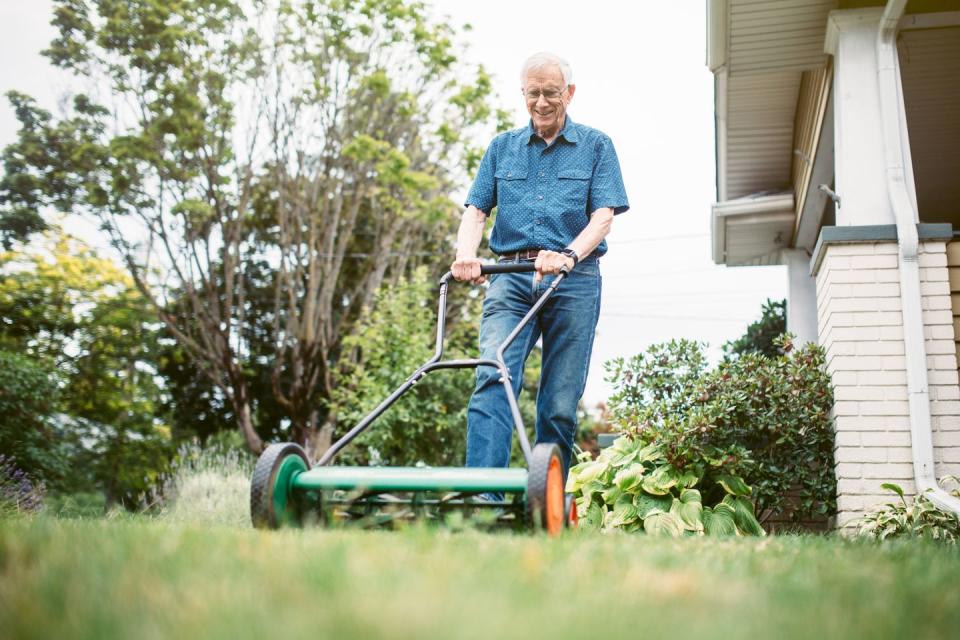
2, 516, 959, 640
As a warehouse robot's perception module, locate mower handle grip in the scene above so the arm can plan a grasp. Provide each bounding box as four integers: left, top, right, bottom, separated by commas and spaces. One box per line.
480, 262, 537, 274
440, 261, 569, 285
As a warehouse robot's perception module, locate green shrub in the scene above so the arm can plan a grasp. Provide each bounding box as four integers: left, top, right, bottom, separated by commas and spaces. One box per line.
567, 435, 764, 536
44, 492, 106, 519
331, 267, 480, 466
602, 335, 835, 525
854, 479, 960, 543
723, 298, 786, 360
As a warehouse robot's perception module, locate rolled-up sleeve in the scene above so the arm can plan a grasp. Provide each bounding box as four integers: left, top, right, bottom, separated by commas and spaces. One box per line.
589, 135, 629, 215
465, 139, 497, 215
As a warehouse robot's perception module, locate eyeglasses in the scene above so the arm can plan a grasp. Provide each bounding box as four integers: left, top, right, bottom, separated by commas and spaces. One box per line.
522, 87, 566, 101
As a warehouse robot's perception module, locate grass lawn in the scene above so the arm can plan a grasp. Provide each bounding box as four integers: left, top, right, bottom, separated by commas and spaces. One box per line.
2, 516, 959, 640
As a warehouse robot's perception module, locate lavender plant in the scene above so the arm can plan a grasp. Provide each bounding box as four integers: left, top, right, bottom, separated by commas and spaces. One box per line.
0, 454, 46, 516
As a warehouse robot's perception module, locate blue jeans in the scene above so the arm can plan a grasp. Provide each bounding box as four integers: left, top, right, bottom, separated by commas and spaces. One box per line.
465, 258, 602, 477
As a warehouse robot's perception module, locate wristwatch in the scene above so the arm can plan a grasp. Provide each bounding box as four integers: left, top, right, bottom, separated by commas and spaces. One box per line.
560, 248, 579, 268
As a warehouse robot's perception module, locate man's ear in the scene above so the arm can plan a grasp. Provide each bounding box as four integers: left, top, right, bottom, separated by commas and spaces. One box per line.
566, 84, 577, 101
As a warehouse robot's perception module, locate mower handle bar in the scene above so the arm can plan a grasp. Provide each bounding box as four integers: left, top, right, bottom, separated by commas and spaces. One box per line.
316, 260, 569, 467
439, 260, 569, 286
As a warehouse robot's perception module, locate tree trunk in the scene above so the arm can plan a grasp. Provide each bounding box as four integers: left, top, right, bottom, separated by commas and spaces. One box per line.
235, 397, 264, 454
307, 417, 335, 461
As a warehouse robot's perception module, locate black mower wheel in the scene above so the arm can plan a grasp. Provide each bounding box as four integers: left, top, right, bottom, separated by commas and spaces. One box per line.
250, 442, 310, 529
526, 443, 565, 535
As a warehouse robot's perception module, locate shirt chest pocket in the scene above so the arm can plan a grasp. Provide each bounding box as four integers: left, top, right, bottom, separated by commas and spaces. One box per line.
557, 169, 591, 212
494, 168, 527, 206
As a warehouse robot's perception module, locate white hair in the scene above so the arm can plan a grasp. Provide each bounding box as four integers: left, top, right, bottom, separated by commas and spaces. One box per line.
520, 52, 573, 87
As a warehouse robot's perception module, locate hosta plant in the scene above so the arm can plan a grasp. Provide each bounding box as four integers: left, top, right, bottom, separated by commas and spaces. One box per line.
854, 479, 960, 543
567, 434, 765, 536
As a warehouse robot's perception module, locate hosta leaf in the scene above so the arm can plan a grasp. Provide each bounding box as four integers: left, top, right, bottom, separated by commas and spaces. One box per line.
607, 495, 639, 529
642, 465, 679, 495
601, 485, 623, 504
580, 501, 604, 529
723, 495, 765, 536
643, 510, 685, 537
679, 488, 702, 504
580, 480, 607, 500
703, 506, 736, 536
716, 474, 752, 497
635, 493, 673, 519
609, 438, 641, 467
577, 490, 594, 512
576, 460, 609, 485
712, 501, 736, 519
671, 497, 704, 532
609, 436, 636, 455
641, 476, 666, 495
636, 443, 661, 464
678, 469, 700, 488
702, 507, 714, 533
614, 463, 645, 492
623, 520, 644, 533
565, 461, 593, 492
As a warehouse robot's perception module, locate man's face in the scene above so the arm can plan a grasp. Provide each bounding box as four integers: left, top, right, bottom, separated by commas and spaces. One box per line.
523, 65, 575, 139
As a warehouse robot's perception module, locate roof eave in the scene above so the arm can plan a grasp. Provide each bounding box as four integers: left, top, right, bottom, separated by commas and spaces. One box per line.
711, 193, 796, 266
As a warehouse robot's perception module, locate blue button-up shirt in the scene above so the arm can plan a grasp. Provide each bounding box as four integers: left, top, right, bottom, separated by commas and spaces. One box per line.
465, 116, 629, 257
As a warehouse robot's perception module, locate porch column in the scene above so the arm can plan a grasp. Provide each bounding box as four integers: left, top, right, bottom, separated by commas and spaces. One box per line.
819, 8, 911, 529
782, 249, 818, 346
826, 8, 893, 227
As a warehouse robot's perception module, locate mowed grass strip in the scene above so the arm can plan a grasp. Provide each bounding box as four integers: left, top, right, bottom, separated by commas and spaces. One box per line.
1, 517, 959, 640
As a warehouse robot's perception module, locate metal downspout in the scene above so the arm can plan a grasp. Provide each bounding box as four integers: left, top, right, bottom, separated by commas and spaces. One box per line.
877, 0, 960, 513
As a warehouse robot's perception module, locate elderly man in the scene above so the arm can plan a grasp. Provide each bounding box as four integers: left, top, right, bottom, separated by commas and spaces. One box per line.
451, 52, 629, 479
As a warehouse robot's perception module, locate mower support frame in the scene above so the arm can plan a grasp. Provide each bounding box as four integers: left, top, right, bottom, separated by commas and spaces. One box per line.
316, 261, 566, 467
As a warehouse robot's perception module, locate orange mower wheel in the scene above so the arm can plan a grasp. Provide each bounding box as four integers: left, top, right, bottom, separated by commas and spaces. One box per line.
526, 443, 565, 536
564, 493, 578, 528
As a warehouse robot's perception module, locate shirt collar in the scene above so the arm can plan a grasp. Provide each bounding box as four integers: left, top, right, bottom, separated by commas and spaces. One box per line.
526, 115, 579, 145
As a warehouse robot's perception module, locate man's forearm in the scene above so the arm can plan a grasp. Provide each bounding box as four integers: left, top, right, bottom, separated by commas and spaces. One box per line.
567, 208, 614, 259
455, 205, 488, 259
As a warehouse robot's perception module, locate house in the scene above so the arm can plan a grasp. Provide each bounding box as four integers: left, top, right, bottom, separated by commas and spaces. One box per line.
706, 0, 960, 527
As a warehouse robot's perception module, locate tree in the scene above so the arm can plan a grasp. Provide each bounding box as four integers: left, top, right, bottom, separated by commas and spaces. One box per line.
722, 298, 786, 360
0, 0, 506, 454
0, 229, 171, 504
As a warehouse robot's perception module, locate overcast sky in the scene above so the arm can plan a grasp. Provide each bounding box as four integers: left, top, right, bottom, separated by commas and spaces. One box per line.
0, 1, 787, 405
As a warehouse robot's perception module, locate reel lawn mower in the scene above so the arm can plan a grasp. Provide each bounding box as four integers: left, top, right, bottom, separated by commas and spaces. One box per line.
250, 261, 578, 535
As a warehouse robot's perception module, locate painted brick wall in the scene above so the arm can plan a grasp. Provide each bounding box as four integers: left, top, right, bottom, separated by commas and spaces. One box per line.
815, 240, 960, 528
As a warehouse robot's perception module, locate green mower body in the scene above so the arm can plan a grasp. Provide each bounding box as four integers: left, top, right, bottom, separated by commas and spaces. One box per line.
250, 263, 578, 534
